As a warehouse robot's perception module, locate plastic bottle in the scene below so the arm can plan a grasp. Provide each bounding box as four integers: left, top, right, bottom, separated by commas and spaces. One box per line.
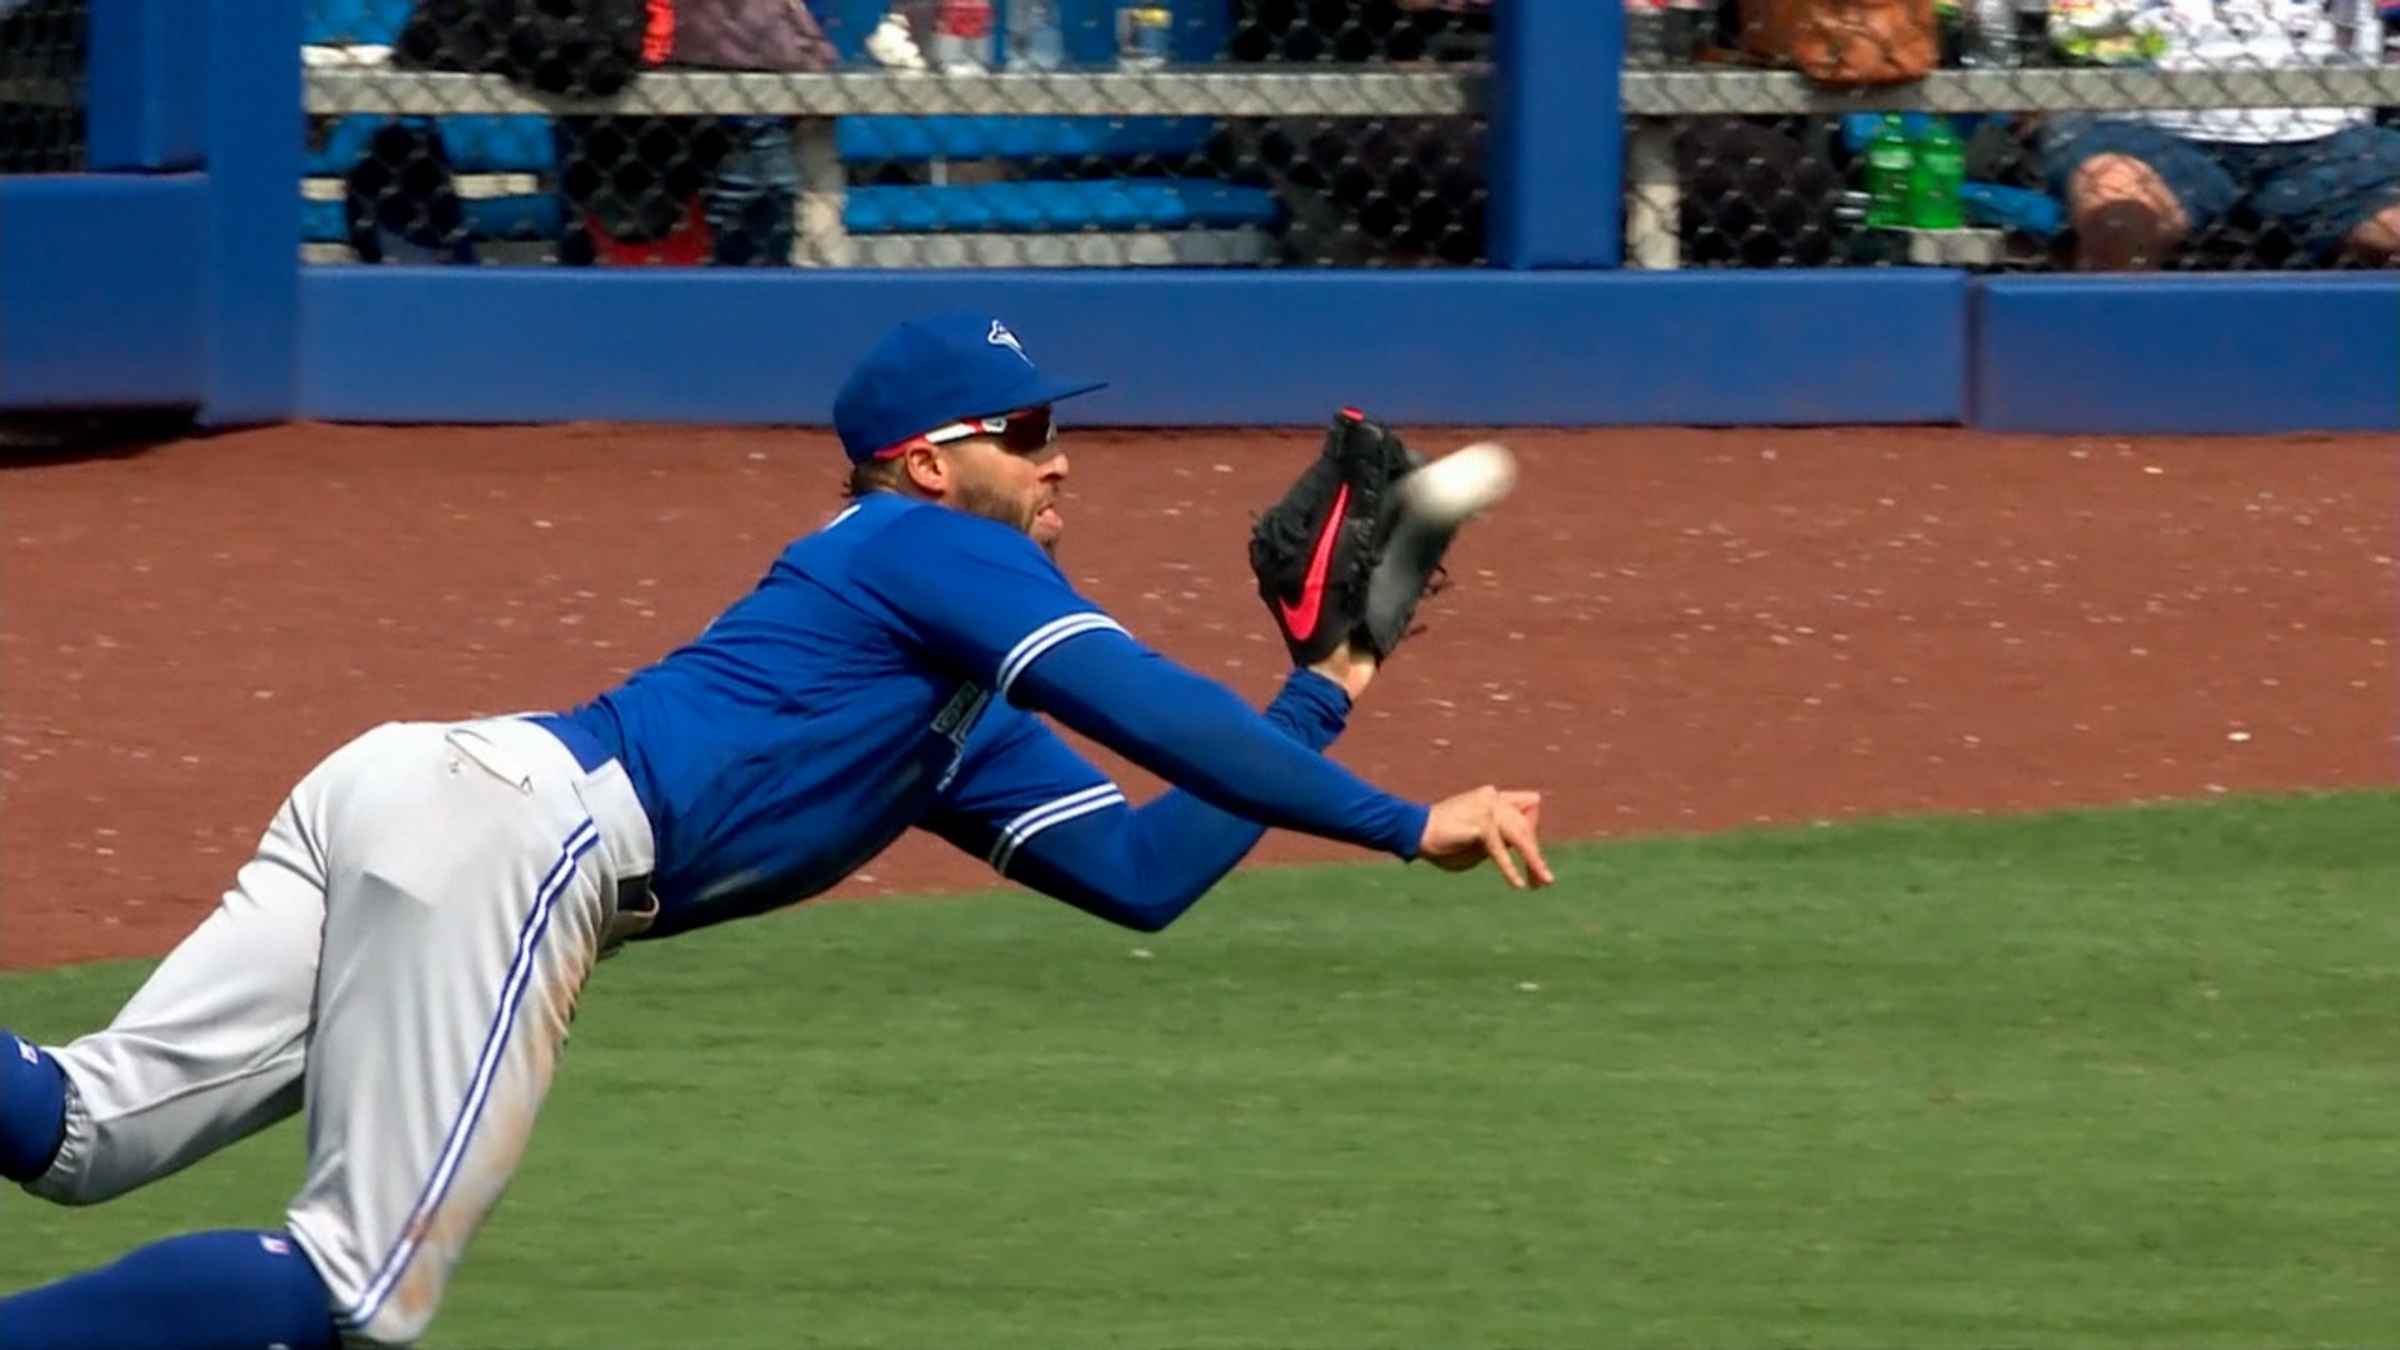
1906, 116, 1966, 228
1864, 114, 1915, 228
933, 0, 995, 73
1116, 4, 1172, 69
1963, 0, 2020, 65
1009, 0, 1066, 70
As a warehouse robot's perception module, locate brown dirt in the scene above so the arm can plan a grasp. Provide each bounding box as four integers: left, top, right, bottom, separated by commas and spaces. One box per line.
4, 423, 2394, 969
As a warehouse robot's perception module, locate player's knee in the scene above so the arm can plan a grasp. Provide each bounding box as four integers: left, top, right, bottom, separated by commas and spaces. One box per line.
19, 1170, 111, 1206
18, 1119, 158, 1208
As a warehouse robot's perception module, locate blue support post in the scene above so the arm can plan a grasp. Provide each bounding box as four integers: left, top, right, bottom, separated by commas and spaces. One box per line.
1488, 0, 1620, 268
199, 0, 303, 425
84, 0, 205, 170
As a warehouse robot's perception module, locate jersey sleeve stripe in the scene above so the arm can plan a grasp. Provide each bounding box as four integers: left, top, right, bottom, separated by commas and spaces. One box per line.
990, 784, 1127, 875
996, 612, 1127, 697
987, 783, 1121, 870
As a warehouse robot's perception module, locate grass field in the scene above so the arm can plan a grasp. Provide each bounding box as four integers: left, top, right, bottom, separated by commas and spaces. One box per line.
4, 792, 2397, 1349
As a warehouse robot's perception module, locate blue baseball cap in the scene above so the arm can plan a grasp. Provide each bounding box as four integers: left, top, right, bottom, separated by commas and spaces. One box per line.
833, 313, 1107, 465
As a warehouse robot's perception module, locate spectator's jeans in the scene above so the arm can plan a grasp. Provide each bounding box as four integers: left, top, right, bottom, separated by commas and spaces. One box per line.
706, 117, 800, 266
556, 115, 800, 265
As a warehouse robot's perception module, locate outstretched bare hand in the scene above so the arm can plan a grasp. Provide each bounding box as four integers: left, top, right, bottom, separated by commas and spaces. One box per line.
1418, 787, 1552, 889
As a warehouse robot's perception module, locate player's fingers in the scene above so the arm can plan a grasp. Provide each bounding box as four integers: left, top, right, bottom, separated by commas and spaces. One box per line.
1500, 803, 1553, 887
1481, 815, 1525, 889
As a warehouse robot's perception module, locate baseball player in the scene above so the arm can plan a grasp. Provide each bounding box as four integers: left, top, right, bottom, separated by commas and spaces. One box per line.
0, 312, 1548, 1350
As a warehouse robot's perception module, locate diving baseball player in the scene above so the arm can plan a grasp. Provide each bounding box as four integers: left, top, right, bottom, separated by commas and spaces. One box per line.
0, 312, 1548, 1349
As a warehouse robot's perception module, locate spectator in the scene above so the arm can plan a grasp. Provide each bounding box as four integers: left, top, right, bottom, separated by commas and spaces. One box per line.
557, 0, 837, 265
2044, 0, 2400, 268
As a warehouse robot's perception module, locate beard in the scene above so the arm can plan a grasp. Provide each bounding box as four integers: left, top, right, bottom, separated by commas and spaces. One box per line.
953, 479, 1056, 558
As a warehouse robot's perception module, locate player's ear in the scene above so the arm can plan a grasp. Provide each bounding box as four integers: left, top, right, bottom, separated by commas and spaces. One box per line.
900, 443, 948, 496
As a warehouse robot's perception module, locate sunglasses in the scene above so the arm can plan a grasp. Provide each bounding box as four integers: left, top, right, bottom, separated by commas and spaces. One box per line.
876, 406, 1057, 460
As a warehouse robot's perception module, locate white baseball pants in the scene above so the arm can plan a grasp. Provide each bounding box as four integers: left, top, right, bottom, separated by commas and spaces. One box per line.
23, 716, 655, 1347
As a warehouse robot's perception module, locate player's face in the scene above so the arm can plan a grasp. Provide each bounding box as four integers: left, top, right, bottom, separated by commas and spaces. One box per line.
943, 408, 1069, 552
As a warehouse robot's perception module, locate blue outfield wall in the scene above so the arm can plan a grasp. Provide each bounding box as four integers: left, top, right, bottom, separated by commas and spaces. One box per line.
296, 268, 1971, 426
1972, 275, 2400, 434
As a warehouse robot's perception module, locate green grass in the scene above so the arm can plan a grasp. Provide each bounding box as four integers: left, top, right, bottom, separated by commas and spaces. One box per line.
5, 792, 2399, 1348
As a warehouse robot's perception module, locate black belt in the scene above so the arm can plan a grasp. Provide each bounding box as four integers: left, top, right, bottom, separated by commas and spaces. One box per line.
618, 872, 656, 910
601, 872, 660, 957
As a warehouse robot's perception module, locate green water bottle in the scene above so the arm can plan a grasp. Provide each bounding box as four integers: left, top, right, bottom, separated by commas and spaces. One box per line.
1864, 114, 1915, 228
1907, 115, 1966, 229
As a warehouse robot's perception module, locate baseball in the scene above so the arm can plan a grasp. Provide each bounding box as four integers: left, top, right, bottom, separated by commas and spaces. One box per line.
1400, 440, 1518, 526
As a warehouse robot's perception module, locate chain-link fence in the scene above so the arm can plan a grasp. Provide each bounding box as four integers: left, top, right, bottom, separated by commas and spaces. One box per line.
1626, 0, 2400, 272
300, 0, 1490, 267
0, 0, 85, 174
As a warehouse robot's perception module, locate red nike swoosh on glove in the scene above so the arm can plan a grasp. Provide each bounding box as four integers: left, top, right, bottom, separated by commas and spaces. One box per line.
1275, 482, 1351, 641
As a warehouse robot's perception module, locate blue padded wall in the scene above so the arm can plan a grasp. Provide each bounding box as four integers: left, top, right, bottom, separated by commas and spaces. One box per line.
1974, 275, 2400, 433
297, 268, 1968, 426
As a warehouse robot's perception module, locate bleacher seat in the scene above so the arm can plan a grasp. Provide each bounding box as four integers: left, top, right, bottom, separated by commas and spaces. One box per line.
834, 115, 1219, 162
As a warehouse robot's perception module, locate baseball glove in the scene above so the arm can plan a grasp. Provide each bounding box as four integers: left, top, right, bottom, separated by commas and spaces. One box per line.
1248, 408, 1453, 666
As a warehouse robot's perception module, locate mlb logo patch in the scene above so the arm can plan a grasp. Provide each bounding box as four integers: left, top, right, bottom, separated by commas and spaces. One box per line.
259, 1234, 292, 1256
14, 1038, 34, 1064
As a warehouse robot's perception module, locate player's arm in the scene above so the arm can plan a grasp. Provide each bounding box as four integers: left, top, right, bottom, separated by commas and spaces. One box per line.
1016, 618, 1547, 886
859, 508, 1425, 859
924, 668, 1355, 932
1003, 629, 1426, 855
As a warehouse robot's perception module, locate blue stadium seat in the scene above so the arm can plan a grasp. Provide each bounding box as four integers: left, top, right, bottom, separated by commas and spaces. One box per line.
844, 179, 1278, 234
306, 114, 557, 180
300, 195, 564, 248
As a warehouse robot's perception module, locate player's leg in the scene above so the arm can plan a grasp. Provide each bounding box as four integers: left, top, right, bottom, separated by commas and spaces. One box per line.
285, 717, 640, 1348
7, 797, 324, 1204
0, 1231, 335, 1350
0, 732, 400, 1349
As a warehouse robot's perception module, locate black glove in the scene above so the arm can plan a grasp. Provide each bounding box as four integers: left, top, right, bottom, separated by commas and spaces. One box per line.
1248, 408, 1452, 666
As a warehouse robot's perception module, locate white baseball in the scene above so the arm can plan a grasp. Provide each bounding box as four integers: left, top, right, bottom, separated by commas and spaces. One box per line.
1399, 441, 1518, 526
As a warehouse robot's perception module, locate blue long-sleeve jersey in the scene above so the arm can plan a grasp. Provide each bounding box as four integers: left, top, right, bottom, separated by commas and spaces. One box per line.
539, 492, 1427, 938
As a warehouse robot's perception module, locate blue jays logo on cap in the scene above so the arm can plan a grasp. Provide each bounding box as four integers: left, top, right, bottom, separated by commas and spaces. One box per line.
834, 313, 1107, 465
986, 320, 1029, 363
